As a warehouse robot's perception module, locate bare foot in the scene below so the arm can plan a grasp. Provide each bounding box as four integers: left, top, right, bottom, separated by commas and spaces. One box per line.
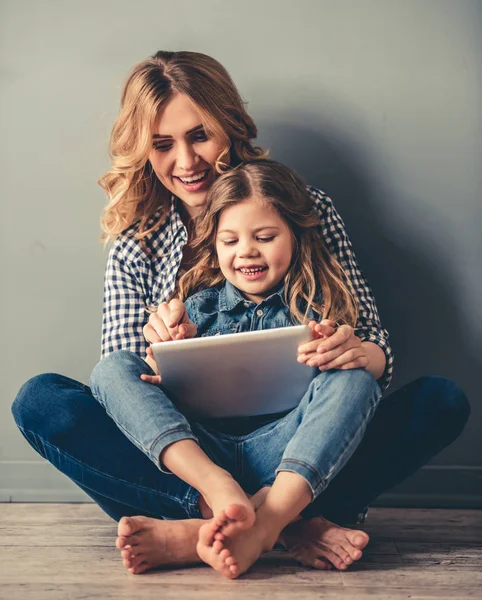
202, 474, 256, 541
116, 515, 204, 574
197, 515, 275, 579
280, 516, 369, 570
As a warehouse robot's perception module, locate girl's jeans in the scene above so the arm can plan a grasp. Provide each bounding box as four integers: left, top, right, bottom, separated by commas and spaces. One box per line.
88, 351, 382, 505
12, 353, 470, 524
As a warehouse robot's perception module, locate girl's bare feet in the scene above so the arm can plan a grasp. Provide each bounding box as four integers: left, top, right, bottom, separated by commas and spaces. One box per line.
197, 515, 275, 578
116, 516, 204, 574
201, 474, 256, 541
280, 516, 369, 570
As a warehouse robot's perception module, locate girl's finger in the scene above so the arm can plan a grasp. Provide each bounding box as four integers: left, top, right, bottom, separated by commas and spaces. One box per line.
143, 322, 162, 344
167, 299, 187, 328
149, 313, 172, 341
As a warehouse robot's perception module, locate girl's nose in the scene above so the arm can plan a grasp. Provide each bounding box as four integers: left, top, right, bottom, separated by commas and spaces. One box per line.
238, 243, 260, 257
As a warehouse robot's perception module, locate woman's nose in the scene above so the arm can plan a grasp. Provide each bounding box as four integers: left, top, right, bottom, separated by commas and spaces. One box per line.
176, 142, 198, 171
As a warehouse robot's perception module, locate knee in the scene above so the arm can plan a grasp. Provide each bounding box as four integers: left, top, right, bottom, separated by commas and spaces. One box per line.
12, 373, 69, 431
89, 350, 143, 390
411, 375, 470, 430
313, 368, 381, 407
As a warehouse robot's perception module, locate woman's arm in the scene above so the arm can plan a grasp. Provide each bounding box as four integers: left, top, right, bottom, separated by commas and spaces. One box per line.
308, 186, 394, 390
101, 237, 152, 358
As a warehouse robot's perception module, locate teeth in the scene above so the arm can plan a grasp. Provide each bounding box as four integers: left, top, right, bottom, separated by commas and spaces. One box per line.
178, 170, 207, 184
240, 267, 266, 274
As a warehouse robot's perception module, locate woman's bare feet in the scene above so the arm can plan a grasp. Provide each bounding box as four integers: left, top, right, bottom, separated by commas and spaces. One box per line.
280, 516, 369, 570
116, 516, 204, 574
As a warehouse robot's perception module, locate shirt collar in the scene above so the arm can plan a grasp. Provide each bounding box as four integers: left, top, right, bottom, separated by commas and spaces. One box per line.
219, 280, 287, 312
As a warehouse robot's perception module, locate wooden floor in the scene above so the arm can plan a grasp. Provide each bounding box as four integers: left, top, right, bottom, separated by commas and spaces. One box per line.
0, 504, 481, 599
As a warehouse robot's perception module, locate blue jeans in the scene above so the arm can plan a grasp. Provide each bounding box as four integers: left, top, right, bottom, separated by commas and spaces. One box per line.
88, 351, 382, 503
12, 363, 470, 523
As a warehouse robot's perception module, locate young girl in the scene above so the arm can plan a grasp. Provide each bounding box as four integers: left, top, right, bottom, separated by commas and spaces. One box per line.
89, 159, 385, 578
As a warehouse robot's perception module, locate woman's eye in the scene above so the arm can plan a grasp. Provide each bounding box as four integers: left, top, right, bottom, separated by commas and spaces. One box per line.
192, 131, 208, 143
258, 236, 275, 243
153, 144, 172, 153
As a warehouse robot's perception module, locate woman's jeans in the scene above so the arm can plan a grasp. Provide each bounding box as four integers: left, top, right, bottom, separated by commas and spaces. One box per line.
12, 354, 470, 524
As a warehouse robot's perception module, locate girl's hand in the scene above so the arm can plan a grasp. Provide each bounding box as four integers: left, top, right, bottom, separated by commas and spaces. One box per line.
300, 324, 368, 371
143, 299, 197, 343
140, 347, 162, 385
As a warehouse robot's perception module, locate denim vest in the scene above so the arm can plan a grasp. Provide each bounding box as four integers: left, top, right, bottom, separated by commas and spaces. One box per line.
184, 281, 314, 337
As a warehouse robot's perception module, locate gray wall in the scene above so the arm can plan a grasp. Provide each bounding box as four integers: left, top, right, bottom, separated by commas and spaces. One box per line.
1, 0, 481, 506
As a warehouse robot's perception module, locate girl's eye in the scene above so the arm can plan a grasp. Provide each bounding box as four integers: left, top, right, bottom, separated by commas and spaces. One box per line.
258, 236, 275, 243
222, 240, 237, 246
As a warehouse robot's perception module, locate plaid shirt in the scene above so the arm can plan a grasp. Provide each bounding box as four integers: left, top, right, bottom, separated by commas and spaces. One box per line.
102, 186, 394, 390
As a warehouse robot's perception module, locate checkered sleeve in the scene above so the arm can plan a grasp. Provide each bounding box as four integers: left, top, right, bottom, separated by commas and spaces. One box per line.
101, 237, 150, 359
308, 186, 394, 391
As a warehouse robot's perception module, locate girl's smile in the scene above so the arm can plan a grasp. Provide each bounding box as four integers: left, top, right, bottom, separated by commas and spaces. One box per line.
215, 196, 294, 304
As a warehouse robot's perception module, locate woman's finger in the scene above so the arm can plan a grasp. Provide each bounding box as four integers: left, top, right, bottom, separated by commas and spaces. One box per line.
140, 374, 162, 385
316, 326, 358, 354
317, 348, 368, 371
313, 337, 361, 365
298, 338, 324, 355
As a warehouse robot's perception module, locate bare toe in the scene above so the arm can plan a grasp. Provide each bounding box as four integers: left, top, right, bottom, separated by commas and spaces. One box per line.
313, 558, 332, 570
199, 520, 218, 548
129, 560, 149, 575
348, 530, 369, 549
220, 548, 231, 562
118, 516, 136, 537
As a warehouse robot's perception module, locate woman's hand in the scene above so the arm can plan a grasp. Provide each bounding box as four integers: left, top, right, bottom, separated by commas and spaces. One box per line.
298, 322, 369, 371
143, 299, 197, 343
297, 319, 336, 362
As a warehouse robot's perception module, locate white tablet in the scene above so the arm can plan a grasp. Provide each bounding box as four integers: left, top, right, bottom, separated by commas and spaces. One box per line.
151, 325, 316, 419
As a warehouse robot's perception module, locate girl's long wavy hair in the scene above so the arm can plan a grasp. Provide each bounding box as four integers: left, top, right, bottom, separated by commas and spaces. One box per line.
178, 160, 358, 326
99, 51, 267, 242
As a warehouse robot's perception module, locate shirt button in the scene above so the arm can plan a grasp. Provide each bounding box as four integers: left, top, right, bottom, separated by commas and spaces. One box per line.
244, 302, 250, 308
256, 309, 263, 317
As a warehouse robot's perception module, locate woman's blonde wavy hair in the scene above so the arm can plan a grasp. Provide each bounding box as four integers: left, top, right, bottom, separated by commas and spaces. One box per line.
178, 160, 358, 327
99, 51, 267, 243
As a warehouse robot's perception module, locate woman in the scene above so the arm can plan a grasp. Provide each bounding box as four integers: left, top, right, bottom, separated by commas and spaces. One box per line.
12, 51, 470, 574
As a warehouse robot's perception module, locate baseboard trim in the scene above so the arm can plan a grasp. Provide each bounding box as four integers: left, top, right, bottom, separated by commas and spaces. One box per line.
1, 462, 481, 507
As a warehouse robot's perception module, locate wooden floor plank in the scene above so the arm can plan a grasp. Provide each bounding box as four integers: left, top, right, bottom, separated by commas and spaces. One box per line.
3, 582, 480, 600
0, 504, 481, 599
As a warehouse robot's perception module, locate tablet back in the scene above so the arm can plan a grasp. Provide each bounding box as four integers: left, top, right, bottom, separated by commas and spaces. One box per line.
151, 325, 316, 418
